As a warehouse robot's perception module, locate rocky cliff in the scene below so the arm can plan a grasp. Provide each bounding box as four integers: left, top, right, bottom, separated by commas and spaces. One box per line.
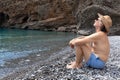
0, 0, 120, 35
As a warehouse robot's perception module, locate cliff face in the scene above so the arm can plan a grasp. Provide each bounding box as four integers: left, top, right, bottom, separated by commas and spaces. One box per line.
0, 0, 77, 32
0, 0, 120, 35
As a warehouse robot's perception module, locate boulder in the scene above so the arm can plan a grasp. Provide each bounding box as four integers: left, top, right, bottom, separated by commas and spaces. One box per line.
75, 0, 120, 35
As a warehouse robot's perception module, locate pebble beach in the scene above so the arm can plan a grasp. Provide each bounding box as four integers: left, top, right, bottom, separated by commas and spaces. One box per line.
1, 36, 120, 80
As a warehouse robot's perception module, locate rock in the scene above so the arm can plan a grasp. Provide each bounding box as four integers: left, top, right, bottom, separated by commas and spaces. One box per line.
0, 0, 76, 31
0, 0, 120, 35
77, 30, 91, 35
57, 25, 77, 32
57, 27, 66, 32
76, 0, 120, 35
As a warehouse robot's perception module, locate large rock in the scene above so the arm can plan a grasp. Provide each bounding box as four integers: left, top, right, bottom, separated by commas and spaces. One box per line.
0, 0, 120, 35
76, 0, 120, 35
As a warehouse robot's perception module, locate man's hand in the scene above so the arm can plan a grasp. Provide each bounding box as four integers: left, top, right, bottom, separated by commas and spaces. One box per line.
69, 39, 75, 49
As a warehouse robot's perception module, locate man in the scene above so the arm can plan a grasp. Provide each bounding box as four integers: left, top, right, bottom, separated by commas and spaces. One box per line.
66, 13, 112, 69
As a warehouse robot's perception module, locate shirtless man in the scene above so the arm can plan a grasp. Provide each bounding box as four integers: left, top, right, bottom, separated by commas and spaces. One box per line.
66, 13, 112, 69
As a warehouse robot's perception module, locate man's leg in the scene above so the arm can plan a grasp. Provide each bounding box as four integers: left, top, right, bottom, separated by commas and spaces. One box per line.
66, 45, 83, 69
81, 43, 92, 62
66, 44, 92, 69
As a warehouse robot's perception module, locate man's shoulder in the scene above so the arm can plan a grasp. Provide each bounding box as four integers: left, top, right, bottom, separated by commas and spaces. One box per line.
91, 31, 106, 36
87, 31, 106, 40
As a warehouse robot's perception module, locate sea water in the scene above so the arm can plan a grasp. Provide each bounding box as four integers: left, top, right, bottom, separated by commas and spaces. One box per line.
0, 28, 76, 67
0, 28, 77, 78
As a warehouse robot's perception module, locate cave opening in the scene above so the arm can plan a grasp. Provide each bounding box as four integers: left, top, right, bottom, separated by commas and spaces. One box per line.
0, 12, 9, 25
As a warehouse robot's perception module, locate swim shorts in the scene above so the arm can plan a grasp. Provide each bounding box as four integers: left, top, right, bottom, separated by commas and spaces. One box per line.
85, 53, 105, 69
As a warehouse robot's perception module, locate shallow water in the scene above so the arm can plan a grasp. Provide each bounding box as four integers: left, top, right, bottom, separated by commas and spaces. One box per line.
0, 28, 77, 78
0, 28, 76, 67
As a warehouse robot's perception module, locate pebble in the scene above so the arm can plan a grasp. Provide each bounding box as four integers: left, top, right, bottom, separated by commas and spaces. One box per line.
25, 59, 30, 62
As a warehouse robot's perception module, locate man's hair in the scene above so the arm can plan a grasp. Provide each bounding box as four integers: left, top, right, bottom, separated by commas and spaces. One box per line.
101, 25, 108, 33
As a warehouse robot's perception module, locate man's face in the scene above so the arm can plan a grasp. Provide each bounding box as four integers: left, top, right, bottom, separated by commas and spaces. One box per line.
93, 18, 103, 28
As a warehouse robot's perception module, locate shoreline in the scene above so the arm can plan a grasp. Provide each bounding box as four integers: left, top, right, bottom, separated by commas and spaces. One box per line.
1, 36, 120, 80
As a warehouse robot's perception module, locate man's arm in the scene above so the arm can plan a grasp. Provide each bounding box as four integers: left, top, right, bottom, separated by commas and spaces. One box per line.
72, 32, 102, 46
69, 36, 86, 43
75, 36, 86, 39
69, 36, 86, 48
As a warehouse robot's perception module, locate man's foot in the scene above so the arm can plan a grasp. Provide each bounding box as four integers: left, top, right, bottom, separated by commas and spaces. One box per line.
66, 61, 82, 69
